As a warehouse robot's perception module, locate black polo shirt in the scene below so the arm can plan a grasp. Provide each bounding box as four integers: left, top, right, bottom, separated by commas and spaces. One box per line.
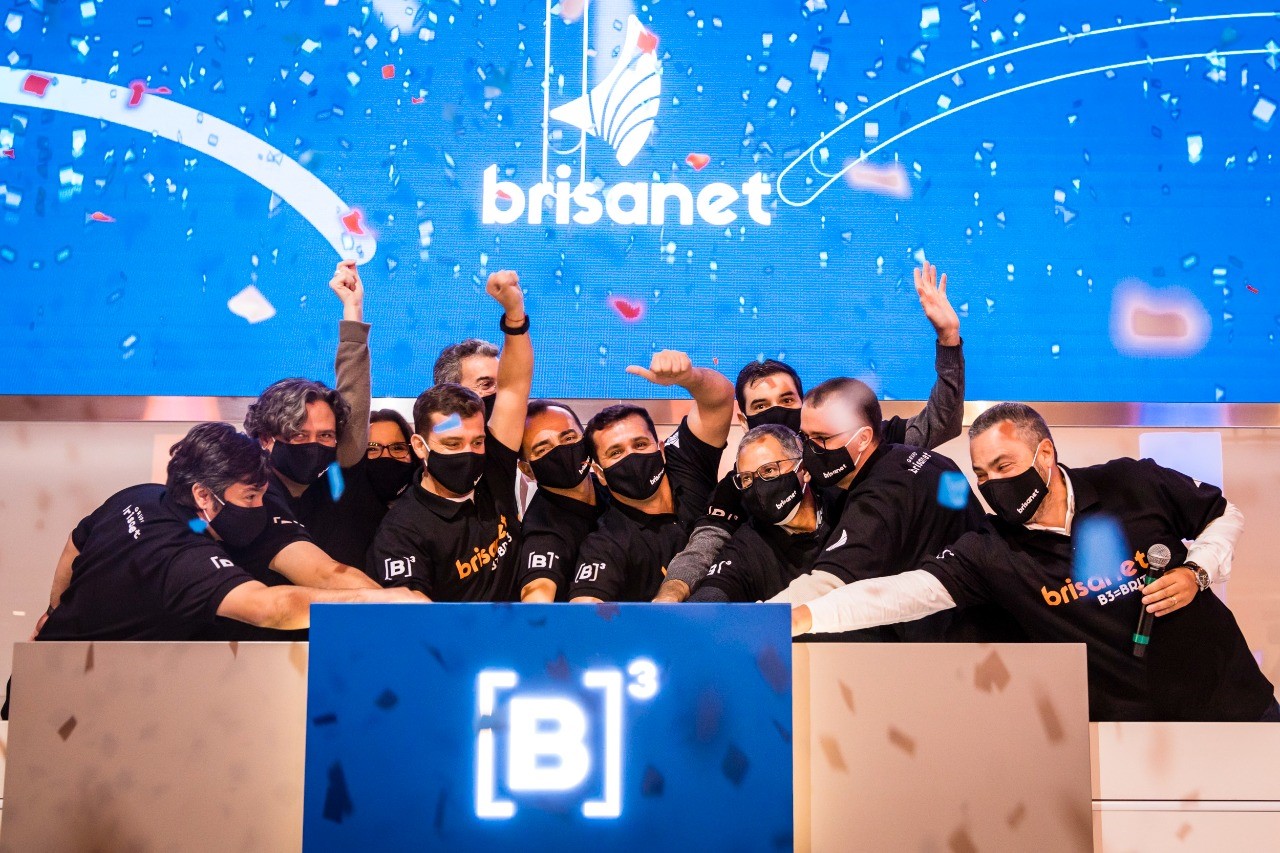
367, 431, 520, 601
270, 458, 401, 568
516, 476, 609, 600
922, 458, 1276, 721
570, 417, 724, 601
37, 484, 256, 641
803, 443, 991, 641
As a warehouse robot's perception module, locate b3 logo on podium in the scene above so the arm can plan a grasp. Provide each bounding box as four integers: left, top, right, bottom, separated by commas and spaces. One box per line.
474, 659, 659, 820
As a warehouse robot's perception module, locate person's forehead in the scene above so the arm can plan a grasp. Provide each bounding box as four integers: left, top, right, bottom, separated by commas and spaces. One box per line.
527, 406, 579, 437
597, 414, 654, 445
369, 420, 407, 441
744, 372, 799, 403
971, 421, 1028, 460
302, 399, 336, 426
799, 397, 847, 432
460, 353, 498, 377
738, 435, 786, 466
429, 410, 486, 438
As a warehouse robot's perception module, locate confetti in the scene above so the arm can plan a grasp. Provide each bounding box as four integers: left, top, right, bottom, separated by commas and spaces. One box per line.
188, 518, 209, 534
842, 160, 912, 198
341, 210, 365, 235
374, 688, 398, 710
57, 716, 78, 741
88, 211, 115, 223
433, 412, 463, 433
381, 64, 396, 79
974, 649, 1011, 693
1247, 285, 1259, 294
327, 461, 345, 501
685, 152, 711, 171
609, 296, 644, 322
126, 80, 172, 107
410, 96, 425, 104
1, 149, 14, 159
936, 471, 971, 510
887, 726, 917, 756
819, 735, 848, 772
637, 28, 659, 55
720, 744, 749, 786
227, 285, 277, 324
1072, 513, 1128, 585
21, 73, 50, 96
322, 761, 354, 824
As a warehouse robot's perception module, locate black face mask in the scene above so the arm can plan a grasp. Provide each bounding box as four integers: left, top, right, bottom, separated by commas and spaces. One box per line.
529, 439, 591, 489
801, 427, 869, 488
742, 470, 806, 526
366, 457, 414, 503
427, 448, 486, 495
745, 405, 802, 432
482, 393, 497, 420
605, 450, 666, 501
271, 441, 337, 485
978, 448, 1050, 525
207, 496, 272, 549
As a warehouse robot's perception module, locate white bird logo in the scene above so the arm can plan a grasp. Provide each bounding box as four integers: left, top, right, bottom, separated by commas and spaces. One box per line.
549, 14, 661, 167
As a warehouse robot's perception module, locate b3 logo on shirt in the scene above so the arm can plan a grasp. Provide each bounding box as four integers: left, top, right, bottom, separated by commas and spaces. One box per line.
575, 561, 605, 584
384, 555, 415, 580
528, 551, 559, 570
707, 559, 732, 576
208, 556, 236, 570
475, 659, 659, 820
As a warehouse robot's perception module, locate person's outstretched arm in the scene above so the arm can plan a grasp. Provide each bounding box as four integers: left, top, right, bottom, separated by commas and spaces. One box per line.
486, 270, 533, 453
789, 570, 956, 636
627, 350, 734, 449
330, 259, 372, 468
895, 262, 965, 449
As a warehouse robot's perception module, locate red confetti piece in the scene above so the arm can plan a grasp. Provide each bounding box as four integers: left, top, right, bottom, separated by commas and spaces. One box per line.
495, 188, 511, 201
22, 73, 51, 97
341, 210, 365, 235
685, 152, 711, 171
609, 296, 644, 322
713, 356, 719, 365
382, 64, 396, 79
127, 80, 173, 107
1, 149, 14, 159
637, 29, 658, 54
89, 211, 116, 223
410, 96, 425, 104
1246, 285, 1259, 294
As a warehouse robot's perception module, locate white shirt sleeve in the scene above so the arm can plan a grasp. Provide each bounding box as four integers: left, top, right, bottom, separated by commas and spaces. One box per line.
766, 570, 846, 605
804, 570, 957, 635
1185, 500, 1244, 584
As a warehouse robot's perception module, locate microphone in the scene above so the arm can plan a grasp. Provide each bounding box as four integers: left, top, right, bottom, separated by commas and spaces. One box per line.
1132, 544, 1172, 658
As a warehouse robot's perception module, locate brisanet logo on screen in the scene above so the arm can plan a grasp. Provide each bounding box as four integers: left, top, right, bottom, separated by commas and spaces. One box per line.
481, 13, 773, 227
474, 659, 659, 820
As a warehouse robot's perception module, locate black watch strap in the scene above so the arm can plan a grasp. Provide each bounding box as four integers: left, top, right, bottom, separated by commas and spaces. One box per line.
499, 313, 530, 335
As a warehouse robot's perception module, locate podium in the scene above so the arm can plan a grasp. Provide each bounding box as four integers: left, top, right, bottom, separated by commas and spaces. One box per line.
2, 611, 1098, 852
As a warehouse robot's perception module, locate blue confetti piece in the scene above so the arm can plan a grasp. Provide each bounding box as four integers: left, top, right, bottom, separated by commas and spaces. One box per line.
1072, 513, 1129, 585
188, 517, 208, 534
327, 461, 345, 501
936, 471, 971, 510
433, 412, 463, 433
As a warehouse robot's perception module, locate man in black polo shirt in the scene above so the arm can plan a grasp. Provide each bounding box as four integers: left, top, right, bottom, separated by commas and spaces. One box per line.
789, 403, 1278, 722
366, 270, 531, 601
30, 423, 419, 644
760, 378, 1002, 641
656, 261, 967, 602
515, 400, 607, 602
569, 350, 734, 602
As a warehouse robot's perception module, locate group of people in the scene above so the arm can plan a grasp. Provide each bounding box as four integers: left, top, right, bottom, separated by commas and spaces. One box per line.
10, 260, 1278, 724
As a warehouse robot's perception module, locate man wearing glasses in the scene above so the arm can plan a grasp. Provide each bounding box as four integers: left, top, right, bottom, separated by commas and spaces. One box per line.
764, 378, 1017, 641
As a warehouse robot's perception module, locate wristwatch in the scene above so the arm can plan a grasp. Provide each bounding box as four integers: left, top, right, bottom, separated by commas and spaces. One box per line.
499, 312, 530, 335
1184, 561, 1211, 592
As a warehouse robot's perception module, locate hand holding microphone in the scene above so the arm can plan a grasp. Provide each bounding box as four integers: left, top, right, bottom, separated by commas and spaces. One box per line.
1132, 544, 1171, 658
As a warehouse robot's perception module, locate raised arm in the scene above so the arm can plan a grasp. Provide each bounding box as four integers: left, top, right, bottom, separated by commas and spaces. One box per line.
217, 580, 424, 631
789, 570, 956, 636
899, 262, 964, 449
330, 259, 372, 468
32, 534, 79, 638
268, 540, 380, 589
486, 270, 533, 452
626, 350, 734, 448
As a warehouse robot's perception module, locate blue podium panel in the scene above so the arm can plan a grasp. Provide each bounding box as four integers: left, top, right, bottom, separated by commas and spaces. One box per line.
303, 603, 792, 852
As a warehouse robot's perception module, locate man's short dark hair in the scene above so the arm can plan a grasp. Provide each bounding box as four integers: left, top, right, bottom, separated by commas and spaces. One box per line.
584, 404, 659, 462
735, 359, 804, 410
412, 383, 485, 435
167, 422, 270, 509
522, 399, 585, 459
370, 408, 413, 443
804, 377, 884, 442
738, 423, 804, 460
244, 377, 351, 443
969, 402, 1053, 449
433, 339, 500, 385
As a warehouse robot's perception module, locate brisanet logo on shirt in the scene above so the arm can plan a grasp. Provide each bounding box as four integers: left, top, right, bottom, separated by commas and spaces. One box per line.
474, 659, 659, 820
1040, 553, 1144, 607
480, 14, 773, 228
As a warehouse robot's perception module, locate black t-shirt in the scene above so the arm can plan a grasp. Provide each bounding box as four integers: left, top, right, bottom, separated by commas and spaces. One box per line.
804, 443, 992, 641
922, 458, 1276, 721
695, 504, 833, 602
367, 431, 521, 601
274, 458, 399, 569
570, 418, 724, 601
516, 477, 609, 600
37, 484, 256, 641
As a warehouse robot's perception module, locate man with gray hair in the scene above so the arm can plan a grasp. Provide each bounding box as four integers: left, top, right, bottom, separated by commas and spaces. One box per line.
433, 338, 501, 418
789, 402, 1277, 721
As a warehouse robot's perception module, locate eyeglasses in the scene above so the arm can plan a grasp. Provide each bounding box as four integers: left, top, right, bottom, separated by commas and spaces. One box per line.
799, 426, 862, 454
367, 442, 412, 461
733, 456, 802, 490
